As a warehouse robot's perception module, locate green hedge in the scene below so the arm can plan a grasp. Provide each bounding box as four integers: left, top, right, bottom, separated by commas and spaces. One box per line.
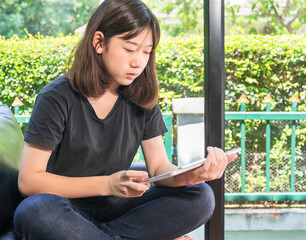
156, 35, 204, 102
1, 34, 305, 113
0, 34, 75, 113
1, 34, 305, 193
225, 34, 305, 112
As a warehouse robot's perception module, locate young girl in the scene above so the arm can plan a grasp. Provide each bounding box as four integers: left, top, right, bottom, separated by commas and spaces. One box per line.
14, 0, 237, 239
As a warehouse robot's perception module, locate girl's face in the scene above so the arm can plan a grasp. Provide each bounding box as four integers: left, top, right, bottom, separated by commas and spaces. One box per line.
94, 28, 153, 90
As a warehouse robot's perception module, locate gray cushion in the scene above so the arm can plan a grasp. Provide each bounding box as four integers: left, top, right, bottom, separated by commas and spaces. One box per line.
0, 105, 24, 233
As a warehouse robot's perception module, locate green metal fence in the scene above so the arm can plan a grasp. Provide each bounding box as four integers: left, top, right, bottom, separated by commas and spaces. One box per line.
225, 93, 306, 201
10, 93, 306, 202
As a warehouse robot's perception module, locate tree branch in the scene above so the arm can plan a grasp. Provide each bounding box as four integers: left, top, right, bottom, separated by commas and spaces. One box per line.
258, 2, 290, 32
259, 8, 282, 23
282, 0, 291, 19
270, 1, 280, 18
288, 8, 306, 26
257, 1, 284, 23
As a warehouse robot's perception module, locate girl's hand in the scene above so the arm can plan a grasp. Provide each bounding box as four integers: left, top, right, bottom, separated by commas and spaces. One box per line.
106, 170, 150, 198
174, 147, 237, 185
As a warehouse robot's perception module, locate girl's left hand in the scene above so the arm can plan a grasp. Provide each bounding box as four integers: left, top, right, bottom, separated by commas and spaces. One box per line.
173, 147, 237, 185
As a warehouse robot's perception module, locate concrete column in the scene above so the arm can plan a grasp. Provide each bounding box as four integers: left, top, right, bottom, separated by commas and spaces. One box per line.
173, 98, 205, 166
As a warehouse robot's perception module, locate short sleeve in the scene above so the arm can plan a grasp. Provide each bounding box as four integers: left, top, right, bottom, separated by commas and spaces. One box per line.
142, 104, 168, 140
24, 93, 67, 151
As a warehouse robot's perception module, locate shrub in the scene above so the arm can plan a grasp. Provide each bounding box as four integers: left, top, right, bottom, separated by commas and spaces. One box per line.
0, 33, 305, 193
0, 34, 75, 113
1, 34, 304, 113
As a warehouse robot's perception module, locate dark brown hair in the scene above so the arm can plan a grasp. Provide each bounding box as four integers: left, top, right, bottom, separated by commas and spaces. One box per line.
67, 0, 160, 109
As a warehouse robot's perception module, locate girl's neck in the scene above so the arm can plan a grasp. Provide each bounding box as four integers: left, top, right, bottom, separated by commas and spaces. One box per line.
107, 82, 119, 95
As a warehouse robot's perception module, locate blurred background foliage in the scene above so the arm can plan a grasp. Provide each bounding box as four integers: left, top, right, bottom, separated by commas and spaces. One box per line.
0, 0, 98, 38
145, 0, 306, 36
1, 0, 305, 38
225, 0, 306, 35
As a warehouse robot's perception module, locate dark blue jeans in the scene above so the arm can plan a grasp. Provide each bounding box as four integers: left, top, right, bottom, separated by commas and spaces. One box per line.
14, 183, 215, 240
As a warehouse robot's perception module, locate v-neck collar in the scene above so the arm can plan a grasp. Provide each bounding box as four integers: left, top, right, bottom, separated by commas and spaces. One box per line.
84, 95, 122, 122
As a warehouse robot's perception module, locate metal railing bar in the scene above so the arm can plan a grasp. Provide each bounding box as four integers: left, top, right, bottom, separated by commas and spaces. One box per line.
290, 101, 298, 192
225, 192, 306, 202
225, 112, 306, 120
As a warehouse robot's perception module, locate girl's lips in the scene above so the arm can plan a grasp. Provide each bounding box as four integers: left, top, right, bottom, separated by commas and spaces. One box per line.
126, 73, 138, 79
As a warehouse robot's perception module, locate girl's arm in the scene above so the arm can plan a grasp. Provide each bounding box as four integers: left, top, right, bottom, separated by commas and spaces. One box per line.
18, 142, 150, 198
141, 136, 237, 187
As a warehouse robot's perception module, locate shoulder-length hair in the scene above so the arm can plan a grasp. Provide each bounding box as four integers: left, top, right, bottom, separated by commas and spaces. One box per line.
67, 0, 160, 109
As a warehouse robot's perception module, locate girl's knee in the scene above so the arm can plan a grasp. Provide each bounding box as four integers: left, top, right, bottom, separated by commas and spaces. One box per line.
14, 193, 69, 234
195, 182, 215, 204
181, 182, 215, 227
196, 182, 215, 221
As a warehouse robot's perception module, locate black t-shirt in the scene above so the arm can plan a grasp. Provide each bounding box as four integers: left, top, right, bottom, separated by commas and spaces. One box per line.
24, 75, 168, 177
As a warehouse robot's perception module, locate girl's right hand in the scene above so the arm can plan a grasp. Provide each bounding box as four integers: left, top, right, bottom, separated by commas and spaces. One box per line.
107, 170, 150, 198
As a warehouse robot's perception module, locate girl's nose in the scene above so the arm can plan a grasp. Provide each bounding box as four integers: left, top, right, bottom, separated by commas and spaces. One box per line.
130, 53, 141, 68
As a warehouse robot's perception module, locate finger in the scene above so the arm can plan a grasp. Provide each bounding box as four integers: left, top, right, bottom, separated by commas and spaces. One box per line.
127, 188, 147, 197
121, 170, 148, 182
213, 147, 223, 163
215, 148, 227, 178
125, 170, 148, 178
209, 148, 222, 178
227, 153, 238, 164
130, 176, 149, 182
143, 182, 151, 189
119, 187, 144, 198
215, 148, 227, 166
202, 146, 215, 171
126, 181, 150, 192
209, 147, 219, 169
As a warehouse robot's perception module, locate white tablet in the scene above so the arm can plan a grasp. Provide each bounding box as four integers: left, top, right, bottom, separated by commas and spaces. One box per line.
140, 147, 241, 184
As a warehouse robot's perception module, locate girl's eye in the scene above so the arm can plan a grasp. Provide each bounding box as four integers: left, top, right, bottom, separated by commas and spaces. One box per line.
144, 51, 152, 55
124, 48, 134, 53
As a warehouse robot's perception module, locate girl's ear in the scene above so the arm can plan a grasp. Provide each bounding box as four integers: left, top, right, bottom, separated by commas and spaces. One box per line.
93, 31, 104, 54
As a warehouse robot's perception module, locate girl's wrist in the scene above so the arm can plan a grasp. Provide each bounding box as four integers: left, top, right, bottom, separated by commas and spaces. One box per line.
97, 175, 112, 196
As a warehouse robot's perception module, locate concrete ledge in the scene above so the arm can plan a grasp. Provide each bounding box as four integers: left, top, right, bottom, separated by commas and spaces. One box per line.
172, 98, 204, 114
225, 208, 306, 231
188, 208, 306, 240
225, 230, 306, 240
